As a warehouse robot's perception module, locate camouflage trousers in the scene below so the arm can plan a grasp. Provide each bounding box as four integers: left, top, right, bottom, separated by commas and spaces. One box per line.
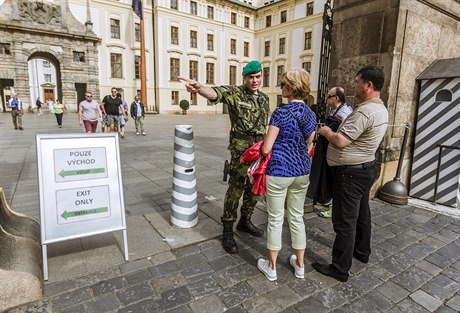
221, 153, 260, 223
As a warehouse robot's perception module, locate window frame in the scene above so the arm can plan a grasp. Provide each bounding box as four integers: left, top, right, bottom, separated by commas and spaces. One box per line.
263, 67, 270, 87
306, 2, 314, 16
207, 34, 214, 51
276, 65, 285, 86
171, 90, 179, 105
279, 37, 285, 54
73, 51, 85, 62
266, 15, 271, 27
171, 0, 178, 10
243, 42, 249, 57
229, 65, 236, 85
244, 16, 250, 28
110, 53, 123, 78
134, 23, 140, 42
190, 1, 197, 15
280, 11, 287, 23
110, 18, 121, 39
206, 62, 215, 84
207, 6, 214, 19
304, 31, 312, 50
264, 41, 270, 57
170, 57, 180, 81
231, 12, 237, 25
171, 26, 179, 45
190, 30, 198, 48
230, 38, 236, 55
189, 60, 198, 81
135, 55, 140, 79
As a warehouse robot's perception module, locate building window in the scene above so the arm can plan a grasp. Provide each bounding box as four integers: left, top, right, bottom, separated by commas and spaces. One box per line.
190, 30, 198, 48
231, 12, 237, 25
110, 53, 122, 78
189, 60, 198, 80
171, 0, 178, 10
266, 15, 271, 27
279, 38, 285, 54
171, 26, 179, 45
277, 65, 285, 86
206, 63, 214, 84
230, 39, 236, 54
207, 34, 214, 51
134, 23, 140, 43
171, 90, 179, 105
42, 60, 50, 68
170, 58, 180, 81
110, 18, 120, 39
306, 2, 314, 16
229, 65, 236, 85
244, 16, 250, 28
191, 93, 197, 105
263, 67, 270, 87
280, 11, 287, 23
302, 61, 311, 73
304, 32, 312, 50
73, 51, 85, 62
277, 95, 283, 107
0, 43, 11, 55
44, 74, 51, 82
135, 55, 140, 79
264, 41, 270, 57
208, 6, 214, 19
244, 42, 249, 57
190, 1, 197, 15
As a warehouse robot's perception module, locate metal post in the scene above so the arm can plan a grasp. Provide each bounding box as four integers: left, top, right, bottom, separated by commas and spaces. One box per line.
171, 125, 198, 228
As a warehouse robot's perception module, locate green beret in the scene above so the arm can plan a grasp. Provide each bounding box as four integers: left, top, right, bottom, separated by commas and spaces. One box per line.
242, 60, 262, 76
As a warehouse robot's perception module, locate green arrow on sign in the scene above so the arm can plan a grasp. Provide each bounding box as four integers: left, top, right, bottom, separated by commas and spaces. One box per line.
59, 167, 105, 178
61, 207, 109, 220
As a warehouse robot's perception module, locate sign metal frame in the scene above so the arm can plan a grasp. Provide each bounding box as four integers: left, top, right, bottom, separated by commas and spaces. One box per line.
36, 133, 128, 281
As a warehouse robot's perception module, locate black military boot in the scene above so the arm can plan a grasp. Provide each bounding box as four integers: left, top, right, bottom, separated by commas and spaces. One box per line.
236, 215, 264, 237
222, 222, 238, 254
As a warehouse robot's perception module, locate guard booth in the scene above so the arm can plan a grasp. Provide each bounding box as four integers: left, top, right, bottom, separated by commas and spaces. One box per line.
409, 58, 460, 208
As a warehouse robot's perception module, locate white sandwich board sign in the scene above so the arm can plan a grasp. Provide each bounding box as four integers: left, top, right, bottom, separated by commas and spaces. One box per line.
36, 133, 128, 280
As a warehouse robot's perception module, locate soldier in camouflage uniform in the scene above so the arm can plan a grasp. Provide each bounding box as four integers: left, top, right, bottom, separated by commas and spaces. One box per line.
179, 60, 270, 254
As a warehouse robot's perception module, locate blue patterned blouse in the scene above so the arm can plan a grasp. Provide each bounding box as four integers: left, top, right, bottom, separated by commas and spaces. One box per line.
266, 101, 316, 177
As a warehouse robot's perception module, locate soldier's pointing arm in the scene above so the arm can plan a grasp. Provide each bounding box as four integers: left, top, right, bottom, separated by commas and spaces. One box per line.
178, 76, 218, 101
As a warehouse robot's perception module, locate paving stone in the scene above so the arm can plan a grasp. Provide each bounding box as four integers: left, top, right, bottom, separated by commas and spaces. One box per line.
367, 265, 395, 282
438, 242, 460, 260
149, 251, 176, 266
177, 253, 207, 269
386, 233, 418, 249
55, 303, 87, 313
442, 267, 460, 283
349, 271, 383, 293
332, 280, 366, 302
430, 229, 459, 244
187, 276, 221, 300
124, 269, 153, 285
288, 277, 320, 298
188, 294, 226, 313
208, 255, 239, 272
391, 267, 432, 292
173, 245, 201, 258
376, 280, 410, 303
382, 223, 405, 236
421, 275, 459, 300
313, 286, 348, 310
152, 271, 188, 294
91, 276, 126, 296
426, 253, 455, 268
380, 255, 408, 274
415, 260, 443, 276
201, 245, 228, 260
219, 281, 255, 308
446, 295, 460, 311
434, 305, 458, 313
279, 307, 300, 313
294, 297, 329, 313
242, 294, 280, 313
346, 290, 392, 312
44, 279, 78, 297
116, 281, 156, 305
224, 306, 247, 313
51, 287, 93, 310
266, 284, 302, 308
166, 304, 191, 313
181, 263, 215, 282
85, 292, 121, 313
117, 298, 160, 313
374, 227, 397, 239
410, 290, 443, 312
149, 260, 182, 278
372, 247, 392, 262
377, 240, 399, 255
8, 299, 53, 313
419, 221, 445, 234
403, 243, 433, 260
372, 216, 391, 227
158, 285, 193, 311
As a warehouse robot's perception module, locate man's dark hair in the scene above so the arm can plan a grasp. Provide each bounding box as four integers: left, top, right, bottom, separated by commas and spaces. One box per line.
335, 87, 346, 103
357, 65, 385, 91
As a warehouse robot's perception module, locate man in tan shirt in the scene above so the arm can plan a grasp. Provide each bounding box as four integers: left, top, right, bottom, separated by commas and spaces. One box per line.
312, 65, 388, 282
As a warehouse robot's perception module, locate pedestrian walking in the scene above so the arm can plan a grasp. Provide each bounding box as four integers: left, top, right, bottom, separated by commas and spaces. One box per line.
7, 93, 24, 130
179, 60, 270, 254
130, 95, 146, 136
35, 97, 43, 115
78, 91, 101, 133
53, 99, 66, 128
47, 98, 53, 114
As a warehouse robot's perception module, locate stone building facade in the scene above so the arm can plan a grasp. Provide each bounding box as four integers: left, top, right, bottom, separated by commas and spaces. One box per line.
0, 0, 99, 111
329, 0, 460, 193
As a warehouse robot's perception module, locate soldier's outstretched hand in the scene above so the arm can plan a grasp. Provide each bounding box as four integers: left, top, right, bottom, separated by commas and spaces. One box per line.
178, 76, 201, 93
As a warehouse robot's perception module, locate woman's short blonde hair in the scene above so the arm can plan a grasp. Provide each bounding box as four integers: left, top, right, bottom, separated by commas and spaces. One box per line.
281, 68, 311, 99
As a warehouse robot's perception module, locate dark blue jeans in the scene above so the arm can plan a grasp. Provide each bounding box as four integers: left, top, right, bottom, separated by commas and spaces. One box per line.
55, 113, 63, 126
331, 165, 375, 274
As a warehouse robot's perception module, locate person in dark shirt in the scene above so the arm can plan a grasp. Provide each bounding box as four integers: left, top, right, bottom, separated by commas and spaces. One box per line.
101, 87, 125, 133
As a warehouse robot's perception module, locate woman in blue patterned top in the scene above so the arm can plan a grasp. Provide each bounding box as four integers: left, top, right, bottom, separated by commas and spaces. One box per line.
257, 68, 316, 281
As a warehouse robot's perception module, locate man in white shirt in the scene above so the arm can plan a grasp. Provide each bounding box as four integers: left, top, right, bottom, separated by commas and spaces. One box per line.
7, 94, 24, 130
78, 91, 102, 133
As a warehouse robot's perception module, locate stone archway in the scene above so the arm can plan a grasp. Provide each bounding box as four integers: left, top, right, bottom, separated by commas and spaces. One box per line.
27, 52, 62, 106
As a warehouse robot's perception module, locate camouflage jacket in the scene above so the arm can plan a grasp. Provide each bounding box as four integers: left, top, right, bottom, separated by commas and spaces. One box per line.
212, 84, 270, 154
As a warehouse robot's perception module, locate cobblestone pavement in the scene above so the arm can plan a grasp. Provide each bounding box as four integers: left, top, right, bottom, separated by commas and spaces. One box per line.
2, 112, 460, 313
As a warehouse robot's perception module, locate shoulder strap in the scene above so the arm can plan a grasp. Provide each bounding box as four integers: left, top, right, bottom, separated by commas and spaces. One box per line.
286, 107, 308, 143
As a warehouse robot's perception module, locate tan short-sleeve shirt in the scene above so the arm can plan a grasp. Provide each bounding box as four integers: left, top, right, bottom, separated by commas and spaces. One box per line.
326, 98, 388, 166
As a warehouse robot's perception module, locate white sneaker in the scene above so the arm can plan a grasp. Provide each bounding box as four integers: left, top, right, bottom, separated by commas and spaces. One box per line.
142, 132, 146, 136
290, 255, 304, 279
257, 258, 277, 281
136, 132, 140, 135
